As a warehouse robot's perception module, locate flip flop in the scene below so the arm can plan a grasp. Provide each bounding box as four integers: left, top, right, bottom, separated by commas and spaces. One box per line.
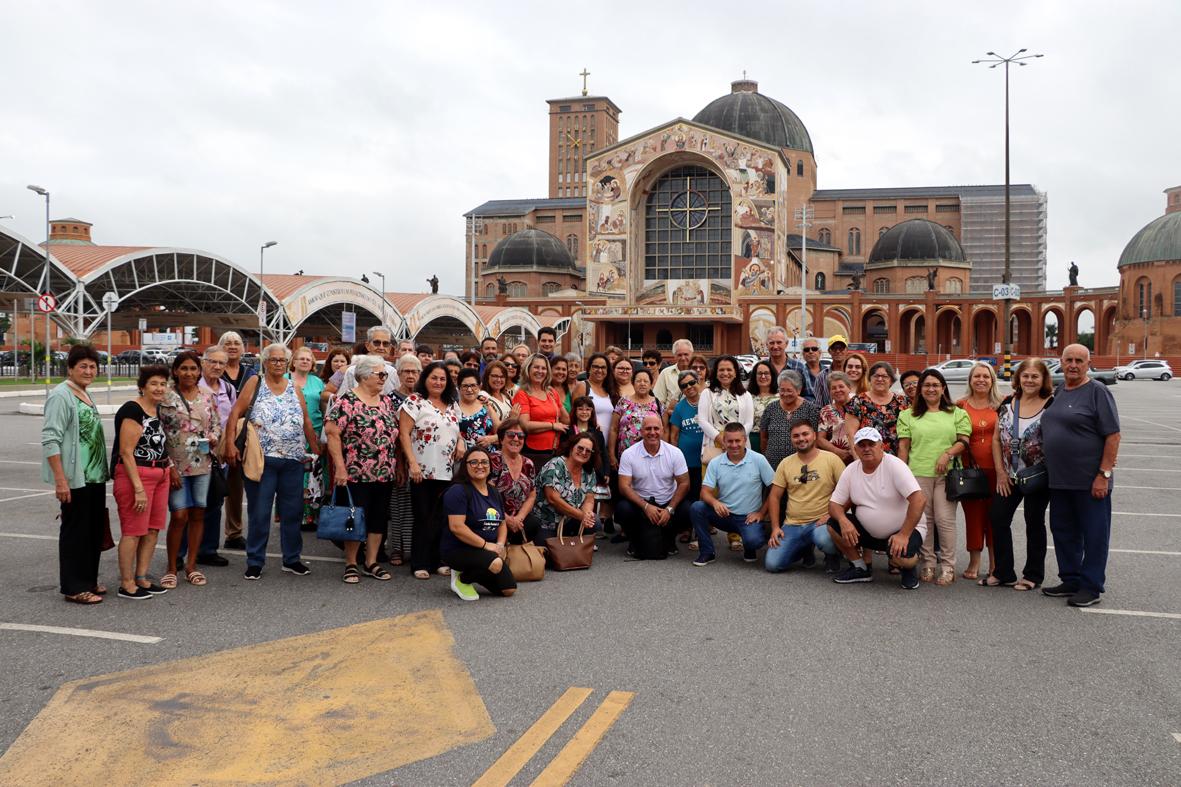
413, 569, 430, 580
184, 570, 207, 586
1013, 579, 1040, 591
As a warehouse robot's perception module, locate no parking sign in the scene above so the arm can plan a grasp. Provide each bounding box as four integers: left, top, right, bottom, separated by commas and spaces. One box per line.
36, 293, 56, 313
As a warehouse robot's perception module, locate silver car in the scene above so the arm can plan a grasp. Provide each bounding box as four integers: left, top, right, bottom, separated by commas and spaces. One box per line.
928, 358, 977, 382
1114, 359, 1173, 381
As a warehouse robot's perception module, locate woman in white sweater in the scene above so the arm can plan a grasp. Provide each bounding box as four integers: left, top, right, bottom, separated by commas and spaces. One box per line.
696, 355, 754, 459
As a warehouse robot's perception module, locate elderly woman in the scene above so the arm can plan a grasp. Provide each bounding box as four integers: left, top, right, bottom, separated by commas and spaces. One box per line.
288, 346, 327, 531
534, 432, 599, 546
513, 353, 569, 467
489, 417, 541, 544
42, 345, 109, 605
669, 369, 704, 500
112, 365, 173, 600
442, 446, 517, 601
217, 330, 256, 551
817, 371, 855, 464
458, 367, 500, 452
844, 361, 908, 455
385, 352, 421, 566
325, 355, 397, 584
564, 352, 583, 380
747, 360, 779, 454
759, 369, 821, 471
400, 361, 465, 580
608, 366, 661, 467
158, 351, 221, 588
225, 343, 320, 580
898, 368, 970, 586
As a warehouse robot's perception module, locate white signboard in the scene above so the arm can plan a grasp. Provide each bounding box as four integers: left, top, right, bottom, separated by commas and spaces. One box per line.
102, 291, 119, 312
138, 318, 148, 332
1129, 343, 1135, 354
143, 332, 182, 349
341, 311, 356, 343
992, 283, 1021, 301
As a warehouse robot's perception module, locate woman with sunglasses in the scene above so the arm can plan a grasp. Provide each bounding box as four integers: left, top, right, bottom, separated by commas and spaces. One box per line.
457, 367, 500, 453
534, 432, 599, 546
441, 446, 517, 602
747, 360, 779, 454
324, 354, 397, 584
489, 417, 541, 545
499, 353, 522, 397
669, 369, 705, 512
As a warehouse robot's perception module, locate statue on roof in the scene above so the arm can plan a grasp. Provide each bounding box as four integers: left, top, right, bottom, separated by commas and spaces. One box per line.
848, 272, 863, 291
427, 275, 439, 294
1068, 261, 1079, 286
926, 267, 937, 291
497, 276, 509, 295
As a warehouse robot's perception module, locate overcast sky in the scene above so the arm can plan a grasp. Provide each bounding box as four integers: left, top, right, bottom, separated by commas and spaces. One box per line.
2, 0, 1177, 296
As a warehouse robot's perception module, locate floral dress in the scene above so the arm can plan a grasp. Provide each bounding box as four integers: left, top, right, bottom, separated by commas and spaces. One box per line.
819, 402, 850, 455
158, 388, 221, 477
535, 456, 596, 534
400, 394, 461, 481
327, 391, 399, 483
459, 403, 496, 453
489, 452, 536, 517
613, 396, 661, 458
844, 392, 909, 455
711, 389, 740, 426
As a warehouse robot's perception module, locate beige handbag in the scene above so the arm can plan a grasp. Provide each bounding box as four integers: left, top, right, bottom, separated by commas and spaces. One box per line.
238, 420, 264, 481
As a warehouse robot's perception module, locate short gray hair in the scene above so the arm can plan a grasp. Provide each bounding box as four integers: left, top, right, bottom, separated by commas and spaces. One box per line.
354, 354, 387, 381
767, 326, 788, 341
366, 324, 393, 342
217, 331, 243, 347
672, 338, 694, 353
827, 370, 852, 390
261, 342, 291, 362
396, 353, 422, 372
202, 345, 226, 360
778, 369, 803, 391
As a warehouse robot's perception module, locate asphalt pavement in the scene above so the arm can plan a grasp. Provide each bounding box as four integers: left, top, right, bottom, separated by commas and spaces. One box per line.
0, 381, 1178, 785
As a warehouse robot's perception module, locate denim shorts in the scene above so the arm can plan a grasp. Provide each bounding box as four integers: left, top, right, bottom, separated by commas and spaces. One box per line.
169, 472, 211, 512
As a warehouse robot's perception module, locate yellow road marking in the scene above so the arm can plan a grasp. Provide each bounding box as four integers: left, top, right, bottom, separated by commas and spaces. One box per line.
529, 690, 634, 787
473, 687, 594, 787
0, 610, 493, 786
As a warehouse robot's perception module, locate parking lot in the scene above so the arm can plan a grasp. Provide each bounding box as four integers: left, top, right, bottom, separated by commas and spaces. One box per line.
0, 379, 1179, 784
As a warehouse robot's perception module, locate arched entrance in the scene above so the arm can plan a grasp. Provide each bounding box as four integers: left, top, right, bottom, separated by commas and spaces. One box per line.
861, 309, 887, 352
1042, 308, 1062, 353
1011, 307, 1033, 356
972, 309, 997, 355
1100, 305, 1117, 355
898, 308, 925, 353
935, 308, 961, 355
1075, 307, 1096, 352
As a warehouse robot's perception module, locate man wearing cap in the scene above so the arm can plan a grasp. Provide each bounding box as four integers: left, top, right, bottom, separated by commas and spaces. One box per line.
690, 422, 776, 566
826, 426, 927, 588
814, 335, 849, 407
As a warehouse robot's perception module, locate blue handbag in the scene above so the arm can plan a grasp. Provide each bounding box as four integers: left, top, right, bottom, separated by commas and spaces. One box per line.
317, 485, 367, 542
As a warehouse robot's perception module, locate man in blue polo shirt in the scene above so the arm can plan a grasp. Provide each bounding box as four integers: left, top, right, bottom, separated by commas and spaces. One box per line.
690, 421, 775, 566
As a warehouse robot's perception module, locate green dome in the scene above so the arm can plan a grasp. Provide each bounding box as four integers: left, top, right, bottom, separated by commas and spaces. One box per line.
1118, 211, 1181, 267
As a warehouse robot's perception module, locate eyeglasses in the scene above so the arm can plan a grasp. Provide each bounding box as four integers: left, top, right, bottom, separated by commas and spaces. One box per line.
679, 379, 698, 390
265, 357, 287, 364
871, 373, 893, 381
756, 371, 771, 377
692, 365, 707, 372
504, 431, 525, 440
572, 445, 592, 454
374, 372, 389, 380
644, 360, 658, 367
466, 459, 490, 467
589, 364, 608, 371
503, 362, 518, 368
460, 383, 479, 390
370, 340, 392, 348
803, 347, 820, 353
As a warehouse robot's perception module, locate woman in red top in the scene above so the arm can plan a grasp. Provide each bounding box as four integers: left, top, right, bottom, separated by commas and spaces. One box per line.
957, 361, 1002, 581
512, 354, 570, 467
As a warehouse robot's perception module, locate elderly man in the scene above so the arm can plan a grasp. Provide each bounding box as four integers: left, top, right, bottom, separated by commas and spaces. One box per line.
338, 326, 399, 396
398, 339, 416, 357
537, 327, 558, 359
616, 414, 691, 560
653, 338, 695, 412
814, 334, 849, 407
763, 326, 802, 379
797, 337, 826, 403
827, 427, 927, 588
765, 419, 845, 574
1041, 344, 1121, 607
690, 422, 776, 566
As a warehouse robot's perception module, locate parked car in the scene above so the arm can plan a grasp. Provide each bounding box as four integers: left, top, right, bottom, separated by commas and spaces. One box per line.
115, 349, 142, 364
928, 358, 978, 382
1113, 359, 1172, 381
141, 348, 170, 364
1044, 360, 1119, 386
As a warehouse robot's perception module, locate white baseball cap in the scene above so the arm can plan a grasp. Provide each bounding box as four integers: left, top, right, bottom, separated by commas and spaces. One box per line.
853, 426, 883, 444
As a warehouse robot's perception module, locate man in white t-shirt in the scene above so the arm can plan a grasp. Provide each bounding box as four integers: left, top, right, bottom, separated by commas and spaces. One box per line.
617, 415, 691, 560
827, 427, 927, 589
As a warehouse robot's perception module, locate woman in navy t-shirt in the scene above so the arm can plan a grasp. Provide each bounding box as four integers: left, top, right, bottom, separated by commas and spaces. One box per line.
441, 446, 517, 601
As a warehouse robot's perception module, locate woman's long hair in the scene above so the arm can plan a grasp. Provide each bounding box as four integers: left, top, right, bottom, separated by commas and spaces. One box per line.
709, 355, 747, 397
911, 368, 954, 418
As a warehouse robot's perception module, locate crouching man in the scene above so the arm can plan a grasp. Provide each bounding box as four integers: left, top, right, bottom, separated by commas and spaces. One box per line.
827, 427, 927, 589
765, 419, 845, 574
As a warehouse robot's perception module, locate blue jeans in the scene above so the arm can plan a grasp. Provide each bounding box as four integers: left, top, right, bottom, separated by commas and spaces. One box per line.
244, 456, 305, 568
764, 521, 837, 572
1049, 489, 1111, 594
690, 501, 766, 559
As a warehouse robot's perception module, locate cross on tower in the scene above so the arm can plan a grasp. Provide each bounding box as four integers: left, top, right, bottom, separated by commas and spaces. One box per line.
580, 68, 590, 96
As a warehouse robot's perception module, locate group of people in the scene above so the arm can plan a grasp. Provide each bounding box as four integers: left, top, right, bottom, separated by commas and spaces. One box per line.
42, 323, 1120, 608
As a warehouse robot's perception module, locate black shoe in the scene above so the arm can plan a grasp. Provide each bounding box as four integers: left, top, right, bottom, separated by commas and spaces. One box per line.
117, 586, 152, 600
1042, 582, 1079, 598
140, 583, 168, 595
243, 565, 262, 580
299, 523, 317, 532
1067, 590, 1101, 607
900, 567, 920, 590
224, 537, 246, 550
602, 518, 615, 535
282, 562, 311, 576
824, 554, 842, 574
801, 547, 816, 568
743, 547, 759, 563
196, 553, 229, 567
692, 553, 716, 567
833, 565, 873, 584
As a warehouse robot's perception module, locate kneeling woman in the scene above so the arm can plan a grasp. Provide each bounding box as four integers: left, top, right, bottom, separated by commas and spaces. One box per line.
441, 446, 517, 601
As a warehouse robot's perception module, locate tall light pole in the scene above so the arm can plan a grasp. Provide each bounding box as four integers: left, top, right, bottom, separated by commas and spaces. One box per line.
973, 48, 1042, 379
1142, 307, 1150, 358
372, 271, 387, 328
27, 185, 50, 391
794, 205, 814, 348
258, 241, 277, 347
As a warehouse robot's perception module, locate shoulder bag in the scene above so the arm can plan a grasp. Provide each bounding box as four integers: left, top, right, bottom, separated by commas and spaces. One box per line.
945, 445, 990, 501
545, 516, 594, 571
1009, 398, 1048, 495
506, 527, 545, 582
230, 378, 264, 482
317, 484, 367, 542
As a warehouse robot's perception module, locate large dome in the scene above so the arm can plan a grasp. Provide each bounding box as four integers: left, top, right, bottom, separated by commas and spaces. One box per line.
1118, 211, 1181, 267
692, 79, 813, 153
485, 228, 577, 271
868, 219, 966, 264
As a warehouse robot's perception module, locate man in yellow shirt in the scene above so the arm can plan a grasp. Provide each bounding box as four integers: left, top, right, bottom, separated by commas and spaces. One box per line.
765, 420, 846, 574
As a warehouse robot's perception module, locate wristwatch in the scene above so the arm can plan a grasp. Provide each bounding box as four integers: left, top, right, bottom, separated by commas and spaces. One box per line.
665, 505, 675, 515
1100, 469, 1112, 479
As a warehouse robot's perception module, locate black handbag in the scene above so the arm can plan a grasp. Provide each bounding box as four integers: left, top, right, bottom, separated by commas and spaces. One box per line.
1009, 397, 1048, 495
317, 485, 367, 542
945, 448, 990, 501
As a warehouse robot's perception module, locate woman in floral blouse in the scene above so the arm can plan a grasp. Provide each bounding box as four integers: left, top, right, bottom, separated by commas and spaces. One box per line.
817, 371, 855, 464
488, 417, 540, 544
534, 432, 599, 545
457, 368, 500, 453
843, 361, 908, 455
159, 351, 221, 588
325, 355, 398, 584
399, 361, 464, 580
608, 366, 661, 468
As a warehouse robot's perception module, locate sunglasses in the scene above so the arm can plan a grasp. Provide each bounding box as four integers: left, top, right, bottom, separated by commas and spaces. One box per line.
573, 445, 592, 454
803, 347, 820, 353
644, 360, 658, 366
504, 431, 525, 440
374, 371, 389, 380
371, 340, 392, 347
679, 379, 698, 390
504, 362, 518, 368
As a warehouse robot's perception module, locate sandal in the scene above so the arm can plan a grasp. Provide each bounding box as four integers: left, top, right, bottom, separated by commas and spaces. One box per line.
92, 584, 108, 595
185, 570, 207, 586
1013, 578, 1040, 591
413, 569, 430, 580
65, 591, 103, 605
934, 569, 955, 586
389, 555, 404, 567
918, 567, 936, 583
977, 575, 1017, 587
342, 564, 360, 584
435, 566, 452, 577
160, 573, 178, 589
363, 563, 391, 581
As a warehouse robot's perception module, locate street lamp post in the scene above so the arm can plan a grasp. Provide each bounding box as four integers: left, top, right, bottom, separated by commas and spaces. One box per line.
259, 241, 277, 348
27, 185, 50, 392
1142, 307, 1150, 358
794, 205, 815, 347
372, 271, 387, 328
973, 49, 1042, 379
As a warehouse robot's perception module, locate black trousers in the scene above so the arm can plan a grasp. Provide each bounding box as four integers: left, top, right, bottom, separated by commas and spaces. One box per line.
615, 497, 692, 559
832, 512, 923, 556
442, 545, 517, 595
59, 483, 107, 595
989, 485, 1051, 585
410, 479, 449, 572
342, 481, 391, 546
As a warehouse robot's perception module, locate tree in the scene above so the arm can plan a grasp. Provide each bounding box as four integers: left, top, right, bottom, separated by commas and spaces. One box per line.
1044, 322, 1058, 350
1077, 332, 1094, 351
